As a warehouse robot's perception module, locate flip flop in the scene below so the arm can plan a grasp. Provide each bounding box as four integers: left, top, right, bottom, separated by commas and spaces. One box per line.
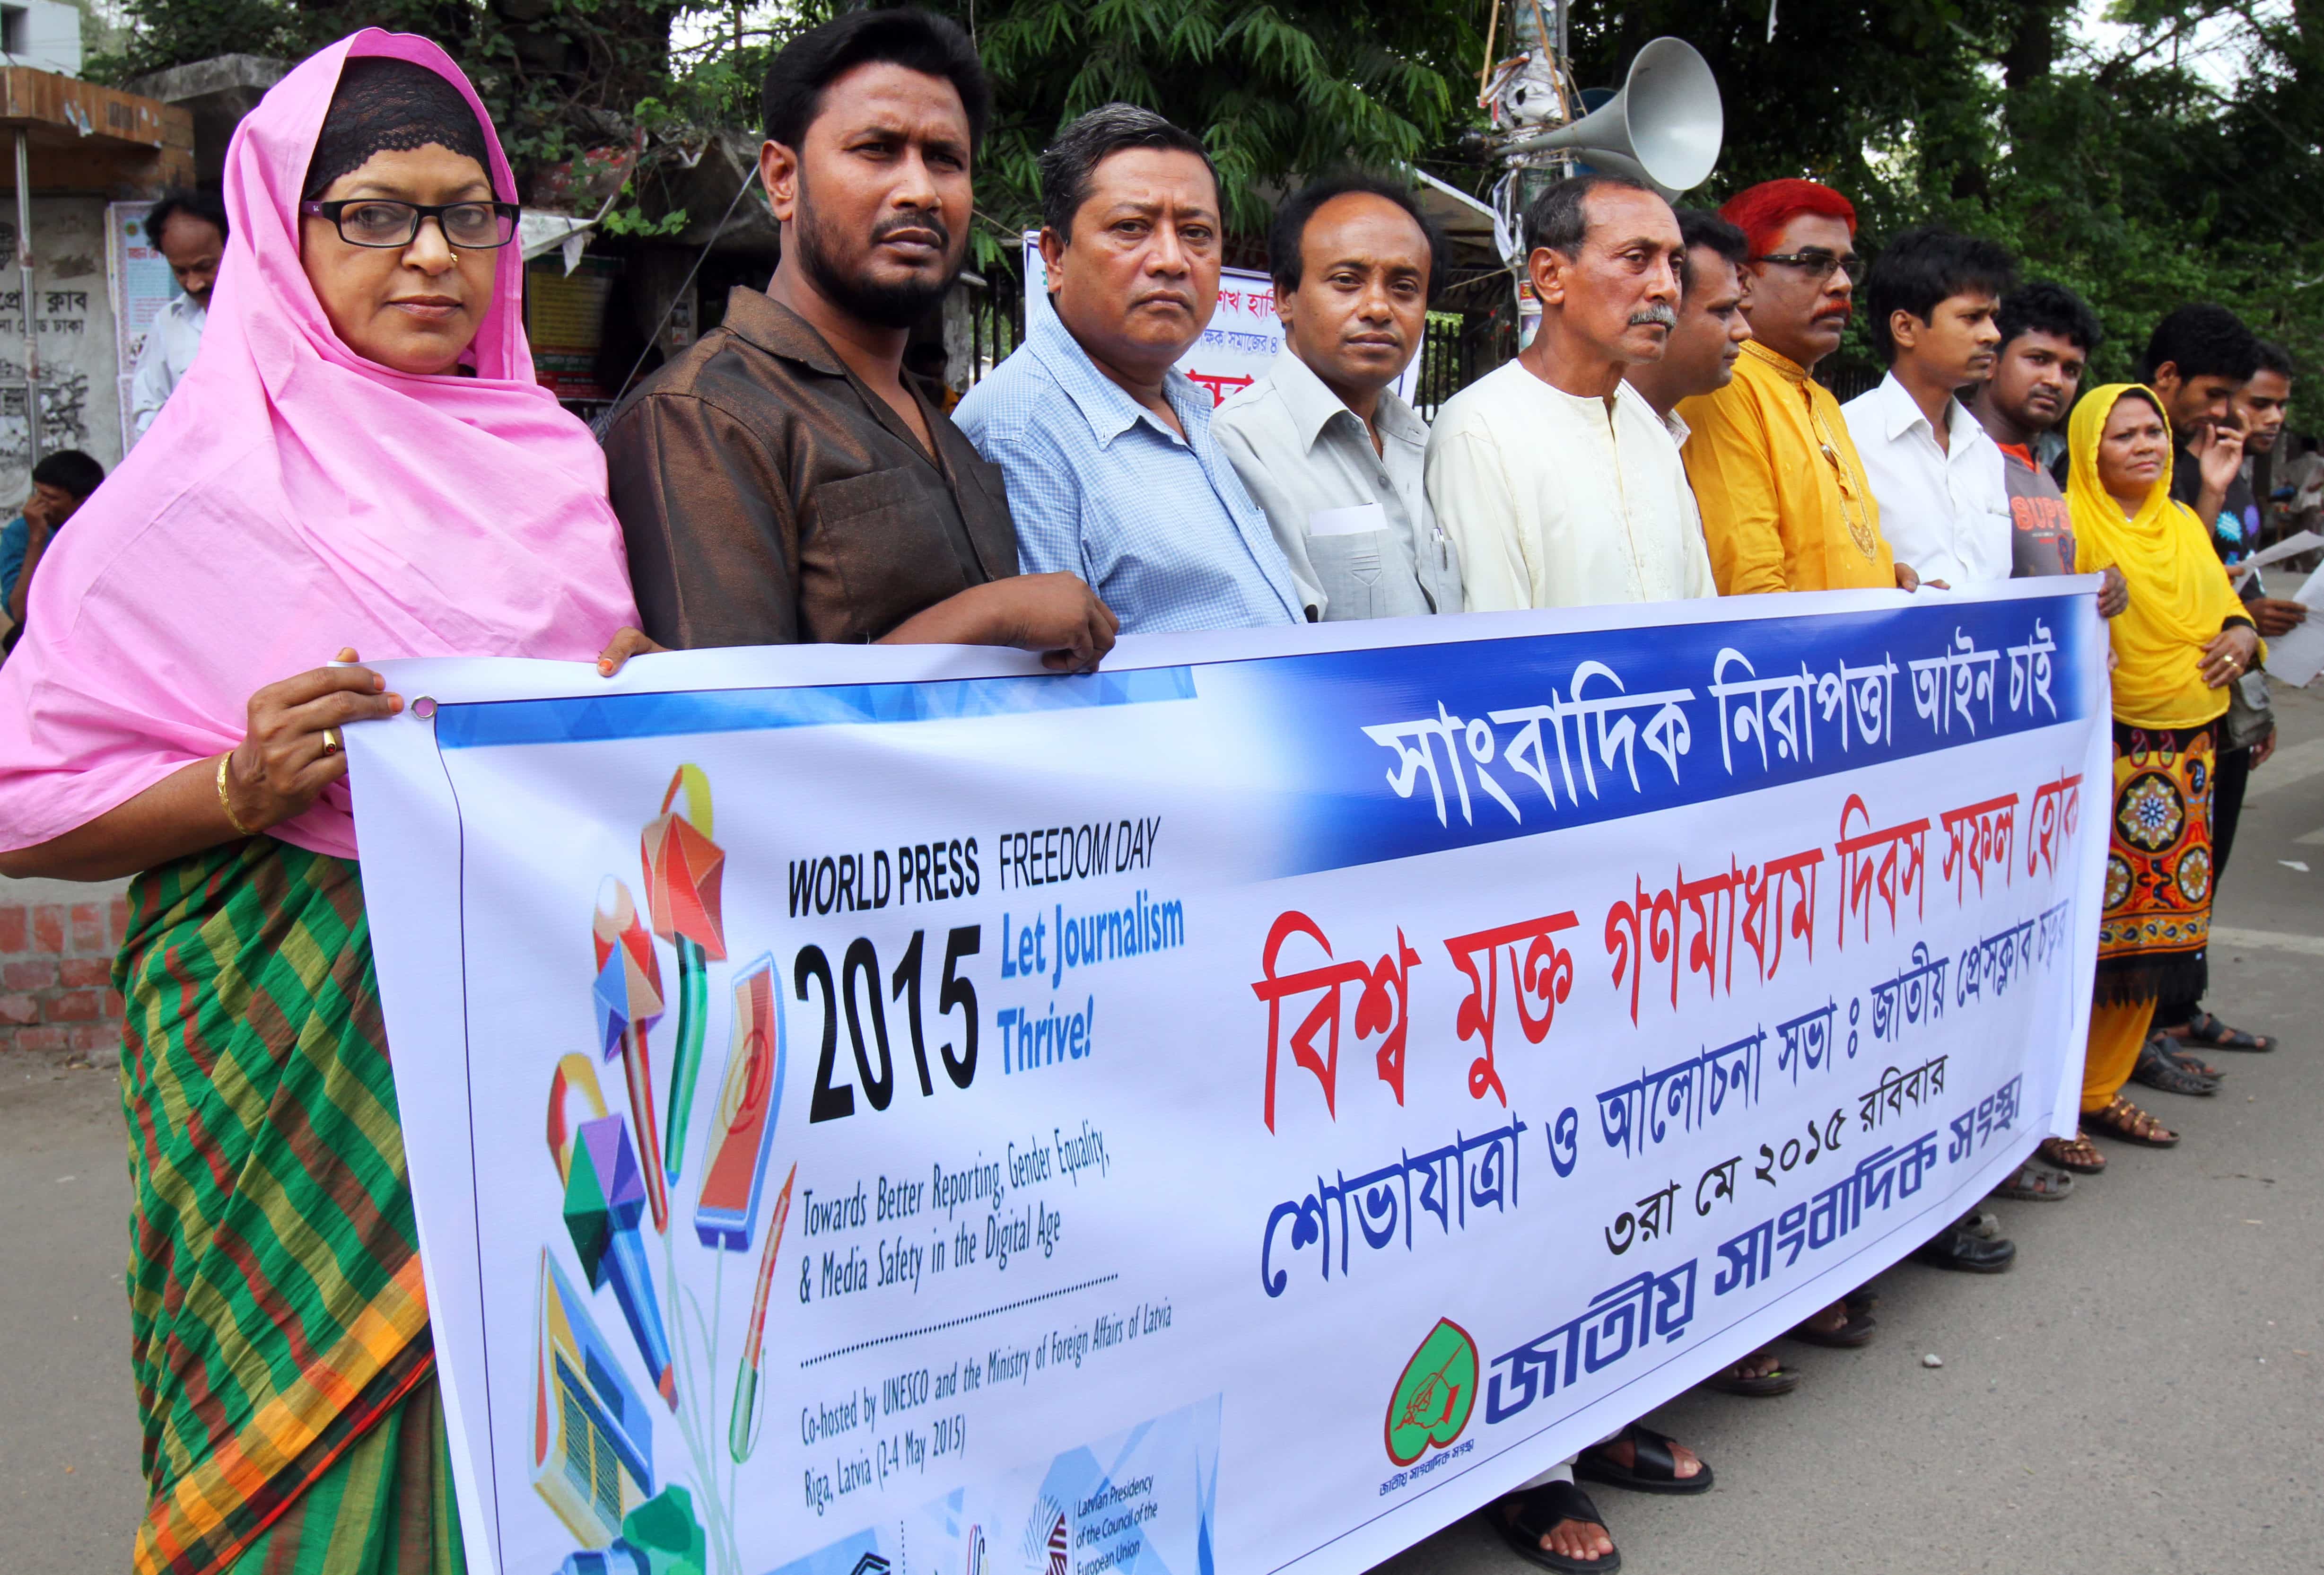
1576, 1424, 1714, 1495
1701, 1351, 1801, 1397
1993, 1162, 2075, 1201
2165, 1010, 2275, 1052
1495, 1481, 1623, 1574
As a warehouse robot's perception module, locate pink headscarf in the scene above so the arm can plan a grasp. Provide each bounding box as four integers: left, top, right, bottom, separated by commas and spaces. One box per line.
0, 30, 637, 858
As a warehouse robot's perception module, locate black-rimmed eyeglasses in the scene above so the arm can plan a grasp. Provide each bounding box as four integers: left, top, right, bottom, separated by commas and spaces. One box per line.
1750, 249, 1861, 281
299, 199, 521, 250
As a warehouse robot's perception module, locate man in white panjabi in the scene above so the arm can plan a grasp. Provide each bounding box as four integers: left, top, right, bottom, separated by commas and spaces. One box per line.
1427, 173, 1718, 1574
1425, 172, 1715, 612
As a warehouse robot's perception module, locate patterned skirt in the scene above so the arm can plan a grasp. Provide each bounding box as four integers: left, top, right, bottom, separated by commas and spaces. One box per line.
2096, 721, 2217, 1006
115, 838, 459, 1575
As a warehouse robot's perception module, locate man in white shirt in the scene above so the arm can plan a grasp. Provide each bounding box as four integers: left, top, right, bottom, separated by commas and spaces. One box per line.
127, 190, 226, 440
1840, 226, 2017, 589
1430, 171, 1716, 1575
1214, 173, 1459, 621
1426, 172, 1715, 611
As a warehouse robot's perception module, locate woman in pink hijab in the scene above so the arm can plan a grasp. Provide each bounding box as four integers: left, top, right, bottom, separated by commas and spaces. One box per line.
0, 33, 648, 1573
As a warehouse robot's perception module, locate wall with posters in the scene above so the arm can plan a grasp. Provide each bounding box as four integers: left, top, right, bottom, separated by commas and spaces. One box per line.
108, 198, 175, 449
0, 196, 125, 496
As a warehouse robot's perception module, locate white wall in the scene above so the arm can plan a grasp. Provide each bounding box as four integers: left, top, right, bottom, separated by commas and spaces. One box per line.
0, 196, 123, 505
0, 0, 82, 78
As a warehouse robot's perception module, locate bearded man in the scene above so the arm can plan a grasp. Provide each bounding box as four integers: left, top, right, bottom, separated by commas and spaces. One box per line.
604, 7, 1114, 668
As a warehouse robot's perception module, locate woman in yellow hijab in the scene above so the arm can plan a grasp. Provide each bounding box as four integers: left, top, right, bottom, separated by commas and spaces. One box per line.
2042, 384, 2262, 1169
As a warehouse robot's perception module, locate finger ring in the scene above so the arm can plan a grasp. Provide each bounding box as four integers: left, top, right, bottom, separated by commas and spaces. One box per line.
321, 727, 342, 756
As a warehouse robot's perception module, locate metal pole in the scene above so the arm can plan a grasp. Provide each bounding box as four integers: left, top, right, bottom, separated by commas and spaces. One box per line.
15, 127, 38, 465
1508, 0, 1573, 233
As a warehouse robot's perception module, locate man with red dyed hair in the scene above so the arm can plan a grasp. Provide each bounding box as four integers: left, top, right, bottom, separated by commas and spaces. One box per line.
1675, 179, 1918, 596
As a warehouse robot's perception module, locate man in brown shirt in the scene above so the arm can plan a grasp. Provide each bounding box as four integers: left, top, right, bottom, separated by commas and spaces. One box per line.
604, 8, 1115, 667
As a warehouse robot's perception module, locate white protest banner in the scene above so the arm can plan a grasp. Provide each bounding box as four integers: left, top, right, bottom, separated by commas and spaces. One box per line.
349, 582, 2108, 1575
1019, 232, 1422, 407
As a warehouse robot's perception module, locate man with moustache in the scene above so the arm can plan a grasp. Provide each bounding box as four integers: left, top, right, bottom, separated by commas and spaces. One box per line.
1677, 180, 1914, 595
604, 8, 1115, 668
1841, 227, 2018, 593
1212, 172, 1460, 621
1625, 209, 1752, 448
957, 104, 1303, 633
1425, 169, 1721, 1574
1425, 172, 1715, 611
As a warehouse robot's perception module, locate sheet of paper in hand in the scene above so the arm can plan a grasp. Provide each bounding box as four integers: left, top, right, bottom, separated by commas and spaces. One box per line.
347, 579, 2109, 1575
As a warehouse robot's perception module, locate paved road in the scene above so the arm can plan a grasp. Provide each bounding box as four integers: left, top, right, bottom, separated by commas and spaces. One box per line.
7, 645, 2324, 1575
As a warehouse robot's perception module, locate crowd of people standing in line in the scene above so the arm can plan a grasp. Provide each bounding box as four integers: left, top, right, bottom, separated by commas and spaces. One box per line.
0, 10, 2304, 1574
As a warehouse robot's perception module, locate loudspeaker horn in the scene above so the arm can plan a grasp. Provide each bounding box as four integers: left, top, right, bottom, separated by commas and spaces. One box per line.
1506, 36, 1723, 198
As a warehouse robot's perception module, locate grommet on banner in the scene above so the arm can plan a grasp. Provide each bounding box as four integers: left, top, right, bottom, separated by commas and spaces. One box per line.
411, 696, 437, 718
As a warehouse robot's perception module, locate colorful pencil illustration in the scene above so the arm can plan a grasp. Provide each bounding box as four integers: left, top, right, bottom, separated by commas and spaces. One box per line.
547, 1054, 678, 1409
694, 954, 784, 1251
727, 1164, 796, 1463
642, 764, 728, 1190
593, 876, 671, 1233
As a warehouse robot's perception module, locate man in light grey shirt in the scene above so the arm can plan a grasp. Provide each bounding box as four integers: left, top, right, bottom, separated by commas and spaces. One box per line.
1214, 173, 1459, 621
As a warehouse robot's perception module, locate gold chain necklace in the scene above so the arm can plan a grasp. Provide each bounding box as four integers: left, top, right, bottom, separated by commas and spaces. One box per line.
1803, 388, 1878, 560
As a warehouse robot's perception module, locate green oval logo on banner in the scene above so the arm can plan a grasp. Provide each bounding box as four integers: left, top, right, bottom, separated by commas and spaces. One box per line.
1383, 1318, 1479, 1466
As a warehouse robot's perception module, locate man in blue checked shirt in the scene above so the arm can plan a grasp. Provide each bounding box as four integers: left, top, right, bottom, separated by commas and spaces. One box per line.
956, 104, 1310, 633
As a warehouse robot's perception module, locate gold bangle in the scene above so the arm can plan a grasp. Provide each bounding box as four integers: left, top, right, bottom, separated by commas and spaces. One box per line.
215, 753, 259, 838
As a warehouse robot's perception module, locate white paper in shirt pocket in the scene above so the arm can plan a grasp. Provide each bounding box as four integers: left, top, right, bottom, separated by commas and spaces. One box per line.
1308, 502, 1389, 538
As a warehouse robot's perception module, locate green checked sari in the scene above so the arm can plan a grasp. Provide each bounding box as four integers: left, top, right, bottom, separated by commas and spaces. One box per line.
117, 839, 462, 1575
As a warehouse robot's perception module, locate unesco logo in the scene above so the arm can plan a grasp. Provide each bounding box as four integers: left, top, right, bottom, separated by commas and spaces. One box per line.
1383, 1318, 1479, 1467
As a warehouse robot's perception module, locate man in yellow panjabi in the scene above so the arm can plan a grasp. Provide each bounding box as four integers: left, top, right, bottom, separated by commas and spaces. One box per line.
1676, 179, 1919, 595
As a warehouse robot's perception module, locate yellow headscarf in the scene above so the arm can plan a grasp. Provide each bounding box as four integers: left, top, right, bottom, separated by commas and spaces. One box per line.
2067, 383, 2254, 729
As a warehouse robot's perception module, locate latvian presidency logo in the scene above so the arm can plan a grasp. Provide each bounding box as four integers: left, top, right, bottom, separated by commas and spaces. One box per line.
1383, 1318, 1479, 1466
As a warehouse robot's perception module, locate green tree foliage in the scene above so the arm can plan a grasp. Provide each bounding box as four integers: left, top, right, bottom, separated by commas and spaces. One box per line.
896, 0, 1485, 263
1568, 0, 2324, 382
90, 0, 2324, 381
91, 0, 690, 170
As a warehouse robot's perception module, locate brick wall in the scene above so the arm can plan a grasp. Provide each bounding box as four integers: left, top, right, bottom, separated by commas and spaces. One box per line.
0, 892, 128, 1057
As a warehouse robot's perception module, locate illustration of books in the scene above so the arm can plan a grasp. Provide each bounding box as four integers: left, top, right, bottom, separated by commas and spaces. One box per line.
694, 954, 783, 1251
533, 1248, 656, 1545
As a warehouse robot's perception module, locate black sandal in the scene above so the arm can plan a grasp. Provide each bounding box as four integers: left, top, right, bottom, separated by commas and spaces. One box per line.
1576, 1423, 1714, 1494
2132, 1036, 2220, 1096
2152, 1037, 2224, 1078
1788, 1304, 1877, 1348
2166, 1010, 2275, 1052
1701, 1349, 1800, 1397
1496, 1481, 1622, 1573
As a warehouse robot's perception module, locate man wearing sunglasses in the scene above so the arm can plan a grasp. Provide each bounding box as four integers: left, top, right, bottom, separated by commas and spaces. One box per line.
1673, 179, 1917, 597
